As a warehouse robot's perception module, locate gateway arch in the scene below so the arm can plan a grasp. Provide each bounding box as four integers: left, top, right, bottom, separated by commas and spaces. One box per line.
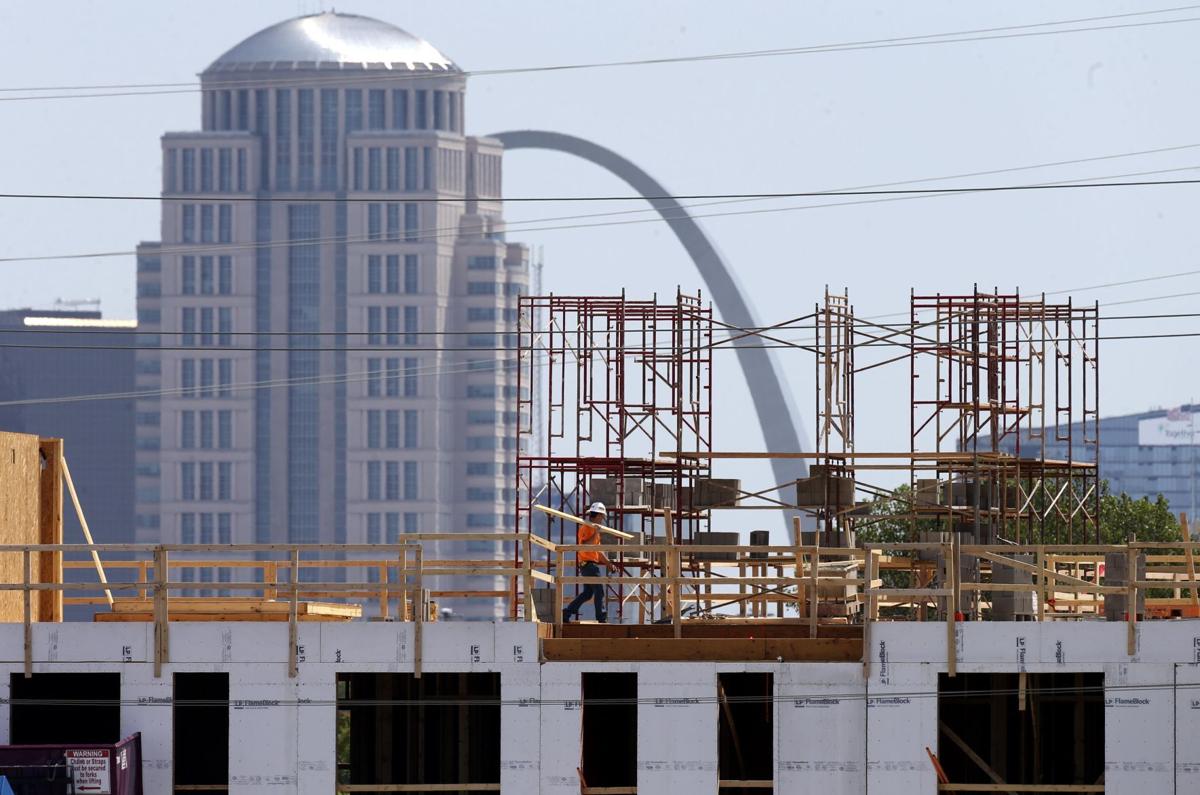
492, 130, 811, 530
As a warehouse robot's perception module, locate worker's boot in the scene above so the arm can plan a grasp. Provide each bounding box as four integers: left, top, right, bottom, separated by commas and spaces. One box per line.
562, 609, 572, 624
596, 612, 608, 624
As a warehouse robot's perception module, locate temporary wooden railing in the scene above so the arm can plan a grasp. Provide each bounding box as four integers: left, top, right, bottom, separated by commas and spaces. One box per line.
6, 537, 1200, 681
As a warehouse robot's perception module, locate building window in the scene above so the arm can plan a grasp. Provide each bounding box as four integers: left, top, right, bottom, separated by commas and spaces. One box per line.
367, 307, 382, 345
181, 359, 196, 396
466, 384, 496, 398
181, 205, 196, 243
449, 91, 460, 133
392, 89, 408, 129
218, 205, 232, 242
275, 89, 292, 189
466, 462, 494, 476
320, 88, 338, 190
467, 334, 495, 348
386, 203, 400, 241
404, 410, 418, 449
345, 88, 362, 132
181, 256, 196, 294
386, 410, 400, 449
404, 203, 419, 242
467, 256, 497, 270
467, 488, 495, 502
404, 358, 418, 397
180, 513, 195, 544
404, 255, 419, 294
218, 308, 233, 346
403, 461, 418, 500
200, 512, 214, 543
218, 462, 232, 500
433, 90, 445, 130
386, 255, 400, 293
467, 513, 496, 528
200, 359, 215, 396
200, 411, 214, 449
367, 409, 381, 449
386, 148, 400, 191
200, 148, 213, 192
386, 307, 400, 345
367, 461, 381, 500
237, 89, 249, 130
218, 410, 232, 449
297, 88, 315, 189
367, 255, 382, 294
198, 257, 214, 294
236, 149, 246, 191
218, 256, 232, 294
404, 146, 418, 190
181, 411, 196, 449
386, 461, 400, 500
366, 513, 381, 544
182, 308, 197, 346
181, 462, 196, 501
181, 149, 196, 192
468, 410, 496, 425
467, 282, 497, 295
422, 147, 434, 190
367, 204, 382, 240
367, 358, 382, 397
386, 513, 401, 544
352, 147, 363, 191
403, 306, 418, 345
218, 359, 233, 396
368, 89, 385, 129
218, 513, 232, 544
368, 147, 382, 191
415, 90, 428, 129
218, 148, 232, 192
201, 205, 214, 243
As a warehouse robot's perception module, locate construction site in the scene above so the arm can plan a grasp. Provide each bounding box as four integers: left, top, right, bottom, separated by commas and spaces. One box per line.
1, 286, 1199, 795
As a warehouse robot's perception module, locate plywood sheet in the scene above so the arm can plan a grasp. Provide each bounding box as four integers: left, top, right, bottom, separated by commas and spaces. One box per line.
0, 431, 42, 621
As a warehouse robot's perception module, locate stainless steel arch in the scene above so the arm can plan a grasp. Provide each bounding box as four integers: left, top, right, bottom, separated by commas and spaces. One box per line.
491, 130, 811, 533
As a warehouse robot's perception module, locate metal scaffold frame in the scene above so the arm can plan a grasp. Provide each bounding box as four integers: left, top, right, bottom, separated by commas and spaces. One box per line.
513, 290, 714, 619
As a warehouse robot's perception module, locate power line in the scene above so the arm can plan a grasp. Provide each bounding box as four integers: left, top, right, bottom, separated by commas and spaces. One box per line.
3, 162, 1198, 266
3, 4, 1199, 101
7, 176, 1200, 205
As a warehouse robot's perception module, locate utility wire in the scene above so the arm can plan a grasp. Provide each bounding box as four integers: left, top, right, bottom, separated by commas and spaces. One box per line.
3, 163, 1198, 266
3, 4, 1199, 101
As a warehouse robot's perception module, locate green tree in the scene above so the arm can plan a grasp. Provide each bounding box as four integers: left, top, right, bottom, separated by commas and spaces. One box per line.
1098, 485, 1180, 544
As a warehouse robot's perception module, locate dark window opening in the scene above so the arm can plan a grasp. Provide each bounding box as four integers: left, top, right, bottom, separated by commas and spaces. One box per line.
938, 672, 1103, 788
10, 673, 120, 744
337, 673, 500, 790
717, 673, 773, 793
174, 672, 229, 794
581, 673, 637, 790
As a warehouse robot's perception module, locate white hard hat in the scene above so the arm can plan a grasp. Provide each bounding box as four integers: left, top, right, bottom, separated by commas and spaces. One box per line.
587, 501, 607, 517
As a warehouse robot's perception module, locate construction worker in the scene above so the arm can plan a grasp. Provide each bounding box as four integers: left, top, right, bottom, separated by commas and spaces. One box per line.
562, 502, 611, 623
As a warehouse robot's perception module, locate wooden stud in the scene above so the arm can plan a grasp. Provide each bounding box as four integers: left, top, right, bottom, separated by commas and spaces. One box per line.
37, 438, 63, 622
23, 549, 32, 677
1181, 514, 1198, 612
810, 523, 821, 640
938, 720, 1008, 789
60, 453, 113, 606
945, 543, 956, 678
153, 546, 168, 678
523, 535, 536, 622
1126, 545, 1137, 657
289, 547, 299, 679
414, 545, 424, 679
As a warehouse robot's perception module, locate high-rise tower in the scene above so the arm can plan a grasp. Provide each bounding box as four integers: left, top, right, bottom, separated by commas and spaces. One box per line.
135, 13, 528, 615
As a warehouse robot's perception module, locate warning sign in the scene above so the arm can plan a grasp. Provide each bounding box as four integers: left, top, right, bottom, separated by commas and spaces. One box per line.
66, 749, 111, 794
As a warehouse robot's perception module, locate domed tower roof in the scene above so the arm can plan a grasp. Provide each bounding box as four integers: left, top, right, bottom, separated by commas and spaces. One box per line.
203, 12, 458, 74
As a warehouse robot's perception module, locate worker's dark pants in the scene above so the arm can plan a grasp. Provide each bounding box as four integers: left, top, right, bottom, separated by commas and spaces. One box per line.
565, 562, 606, 621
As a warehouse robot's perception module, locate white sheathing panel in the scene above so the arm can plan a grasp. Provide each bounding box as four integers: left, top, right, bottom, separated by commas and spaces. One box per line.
169, 624, 238, 664
318, 622, 408, 666
638, 663, 718, 793
228, 664, 301, 793
1105, 662, 1174, 794
33, 623, 148, 663
540, 663, 584, 793
867, 662, 936, 795
121, 666, 173, 793
0, 672, 10, 744
1176, 663, 1200, 793
501, 661, 541, 792
777, 663, 865, 793
295, 673, 335, 795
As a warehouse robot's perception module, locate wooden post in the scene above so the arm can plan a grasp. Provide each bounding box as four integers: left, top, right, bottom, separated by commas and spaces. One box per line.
153, 546, 168, 678
23, 549, 33, 677
37, 438, 63, 622
263, 561, 278, 600
738, 559, 747, 618
288, 547, 299, 679
414, 545, 424, 679
1035, 546, 1047, 622
862, 546, 874, 679
554, 548, 565, 632
398, 546, 409, 620
137, 563, 147, 601
379, 562, 390, 620
945, 542, 956, 678
664, 507, 682, 638
1182, 514, 1199, 613
1126, 544, 1137, 657
523, 535, 536, 622
60, 453, 113, 607
809, 526, 820, 640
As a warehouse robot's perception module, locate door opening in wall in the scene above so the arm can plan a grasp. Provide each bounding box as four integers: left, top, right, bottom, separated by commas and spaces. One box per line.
173, 672, 229, 794
938, 672, 1103, 789
716, 672, 773, 794
580, 672, 637, 792
10, 673, 120, 744
336, 672, 501, 792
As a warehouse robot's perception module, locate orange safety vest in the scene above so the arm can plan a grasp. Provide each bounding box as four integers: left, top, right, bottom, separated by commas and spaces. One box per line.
577, 522, 603, 563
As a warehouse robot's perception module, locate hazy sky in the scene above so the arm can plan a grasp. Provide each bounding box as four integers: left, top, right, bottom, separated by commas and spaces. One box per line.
2, 1, 1198, 508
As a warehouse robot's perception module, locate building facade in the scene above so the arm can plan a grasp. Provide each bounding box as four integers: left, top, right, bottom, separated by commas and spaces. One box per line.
134, 13, 528, 613
990, 405, 1199, 520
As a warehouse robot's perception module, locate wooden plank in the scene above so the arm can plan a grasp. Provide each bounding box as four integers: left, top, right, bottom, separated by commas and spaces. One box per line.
61, 453, 113, 606
542, 637, 862, 662
716, 781, 774, 789
336, 785, 501, 792
0, 431, 41, 623
1183, 514, 1199, 612
289, 547, 299, 678
937, 786, 1103, 792
535, 504, 635, 540
23, 549, 32, 677
938, 720, 1012, 793
37, 438, 63, 622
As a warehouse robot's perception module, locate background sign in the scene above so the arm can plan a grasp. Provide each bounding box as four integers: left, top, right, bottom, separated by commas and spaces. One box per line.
66, 749, 111, 794
1138, 410, 1196, 446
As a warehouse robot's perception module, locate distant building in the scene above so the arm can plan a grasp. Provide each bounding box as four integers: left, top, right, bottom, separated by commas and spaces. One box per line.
990, 405, 1200, 520
133, 13, 529, 615
0, 309, 137, 616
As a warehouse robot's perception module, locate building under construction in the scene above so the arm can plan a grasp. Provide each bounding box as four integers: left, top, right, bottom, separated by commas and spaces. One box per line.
1, 287, 1198, 795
